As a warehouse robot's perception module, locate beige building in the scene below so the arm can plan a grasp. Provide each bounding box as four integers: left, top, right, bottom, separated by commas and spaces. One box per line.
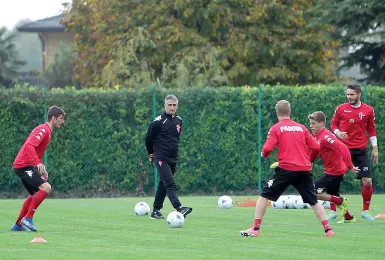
17, 14, 73, 74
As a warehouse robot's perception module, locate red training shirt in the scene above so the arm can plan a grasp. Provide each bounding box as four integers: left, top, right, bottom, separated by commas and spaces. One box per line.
330, 102, 376, 149
13, 123, 52, 168
310, 128, 353, 176
262, 119, 320, 171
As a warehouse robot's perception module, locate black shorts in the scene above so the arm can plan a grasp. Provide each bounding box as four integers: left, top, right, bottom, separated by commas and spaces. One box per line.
260, 167, 318, 205
314, 174, 344, 196
350, 148, 371, 178
14, 166, 46, 195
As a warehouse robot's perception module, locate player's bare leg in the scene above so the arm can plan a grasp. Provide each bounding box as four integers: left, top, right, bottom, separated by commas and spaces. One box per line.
240, 197, 268, 237
312, 203, 334, 236
317, 193, 348, 217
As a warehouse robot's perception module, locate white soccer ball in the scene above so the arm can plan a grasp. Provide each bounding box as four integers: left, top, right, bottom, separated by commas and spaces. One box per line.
293, 197, 306, 209
166, 211, 185, 228
322, 200, 331, 209
284, 198, 295, 209
272, 200, 284, 209
134, 202, 150, 216
218, 195, 233, 209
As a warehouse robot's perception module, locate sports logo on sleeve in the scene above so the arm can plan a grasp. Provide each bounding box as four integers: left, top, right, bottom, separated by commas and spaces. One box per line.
324, 135, 335, 144
176, 124, 181, 133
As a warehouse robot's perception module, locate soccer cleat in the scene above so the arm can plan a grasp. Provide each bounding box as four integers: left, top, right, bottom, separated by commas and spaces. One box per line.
337, 217, 357, 224
177, 206, 193, 218
325, 230, 334, 236
337, 198, 349, 217
150, 210, 165, 219
21, 217, 37, 232
327, 211, 337, 221
361, 210, 375, 220
11, 223, 29, 231
240, 227, 259, 237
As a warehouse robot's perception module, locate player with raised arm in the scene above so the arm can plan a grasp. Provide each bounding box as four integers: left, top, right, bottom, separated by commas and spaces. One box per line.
240, 100, 334, 237
309, 111, 359, 223
11, 106, 65, 232
330, 84, 378, 220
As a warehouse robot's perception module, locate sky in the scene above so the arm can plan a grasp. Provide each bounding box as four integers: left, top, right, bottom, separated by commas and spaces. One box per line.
0, 0, 71, 30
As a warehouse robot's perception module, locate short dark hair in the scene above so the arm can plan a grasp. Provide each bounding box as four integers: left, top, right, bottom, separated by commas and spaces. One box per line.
308, 111, 326, 123
47, 106, 65, 121
347, 84, 362, 94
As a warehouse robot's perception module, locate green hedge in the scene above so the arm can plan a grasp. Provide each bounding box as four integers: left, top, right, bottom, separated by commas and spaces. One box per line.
0, 85, 383, 198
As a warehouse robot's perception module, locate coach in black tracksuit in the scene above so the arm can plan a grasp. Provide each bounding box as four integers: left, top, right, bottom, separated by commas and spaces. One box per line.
145, 94, 192, 219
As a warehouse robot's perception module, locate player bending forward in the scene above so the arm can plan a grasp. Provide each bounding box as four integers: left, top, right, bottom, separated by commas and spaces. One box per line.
309, 111, 359, 223
11, 106, 65, 232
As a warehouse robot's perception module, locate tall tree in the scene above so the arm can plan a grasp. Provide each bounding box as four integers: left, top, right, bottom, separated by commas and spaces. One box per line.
0, 27, 25, 86
64, 0, 338, 88
312, 0, 385, 83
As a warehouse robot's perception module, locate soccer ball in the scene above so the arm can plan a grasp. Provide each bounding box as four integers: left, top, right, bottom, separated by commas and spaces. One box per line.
284, 198, 295, 209
293, 197, 306, 209
134, 202, 150, 216
218, 195, 233, 209
272, 200, 284, 209
166, 211, 184, 228
320, 200, 331, 209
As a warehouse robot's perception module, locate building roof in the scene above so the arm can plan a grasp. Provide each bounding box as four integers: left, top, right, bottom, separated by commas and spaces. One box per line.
17, 14, 65, 33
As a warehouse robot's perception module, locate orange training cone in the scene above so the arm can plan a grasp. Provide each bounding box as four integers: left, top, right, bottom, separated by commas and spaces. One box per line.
31, 237, 47, 243
374, 213, 385, 219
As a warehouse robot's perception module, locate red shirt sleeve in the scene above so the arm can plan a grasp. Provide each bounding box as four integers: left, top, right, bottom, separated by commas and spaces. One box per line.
262, 126, 277, 158
367, 107, 376, 137
306, 129, 320, 152
321, 134, 353, 170
25, 128, 46, 166
330, 105, 342, 133
309, 148, 319, 163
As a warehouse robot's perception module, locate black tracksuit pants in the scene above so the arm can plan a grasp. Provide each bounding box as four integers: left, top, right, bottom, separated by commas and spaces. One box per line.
153, 158, 181, 210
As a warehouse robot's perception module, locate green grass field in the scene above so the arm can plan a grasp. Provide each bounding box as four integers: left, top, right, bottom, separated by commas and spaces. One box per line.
1, 195, 384, 260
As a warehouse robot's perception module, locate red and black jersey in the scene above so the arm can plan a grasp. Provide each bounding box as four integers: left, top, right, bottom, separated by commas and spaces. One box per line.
330, 102, 376, 149
262, 119, 319, 171
13, 123, 52, 168
310, 128, 353, 176
145, 112, 182, 163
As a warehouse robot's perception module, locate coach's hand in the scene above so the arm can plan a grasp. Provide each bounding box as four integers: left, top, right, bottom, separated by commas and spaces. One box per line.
349, 166, 360, 174
149, 154, 154, 163
371, 146, 379, 164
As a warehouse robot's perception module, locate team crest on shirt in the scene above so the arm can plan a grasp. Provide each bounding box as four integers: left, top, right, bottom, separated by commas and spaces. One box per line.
358, 112, 365, 120
176, 124, 181, 133
158, 160, 163, 167
349, 119, 354, 123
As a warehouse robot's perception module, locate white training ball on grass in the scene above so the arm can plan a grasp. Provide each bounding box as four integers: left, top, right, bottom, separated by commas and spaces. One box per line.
322, 200, 331, 209
272, 200, 284, 209
284, 198, 295, 209
218, 195, 233, 209
166, 211, 185, 228
293, 197, 306, 209
134, 202, 150, 216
